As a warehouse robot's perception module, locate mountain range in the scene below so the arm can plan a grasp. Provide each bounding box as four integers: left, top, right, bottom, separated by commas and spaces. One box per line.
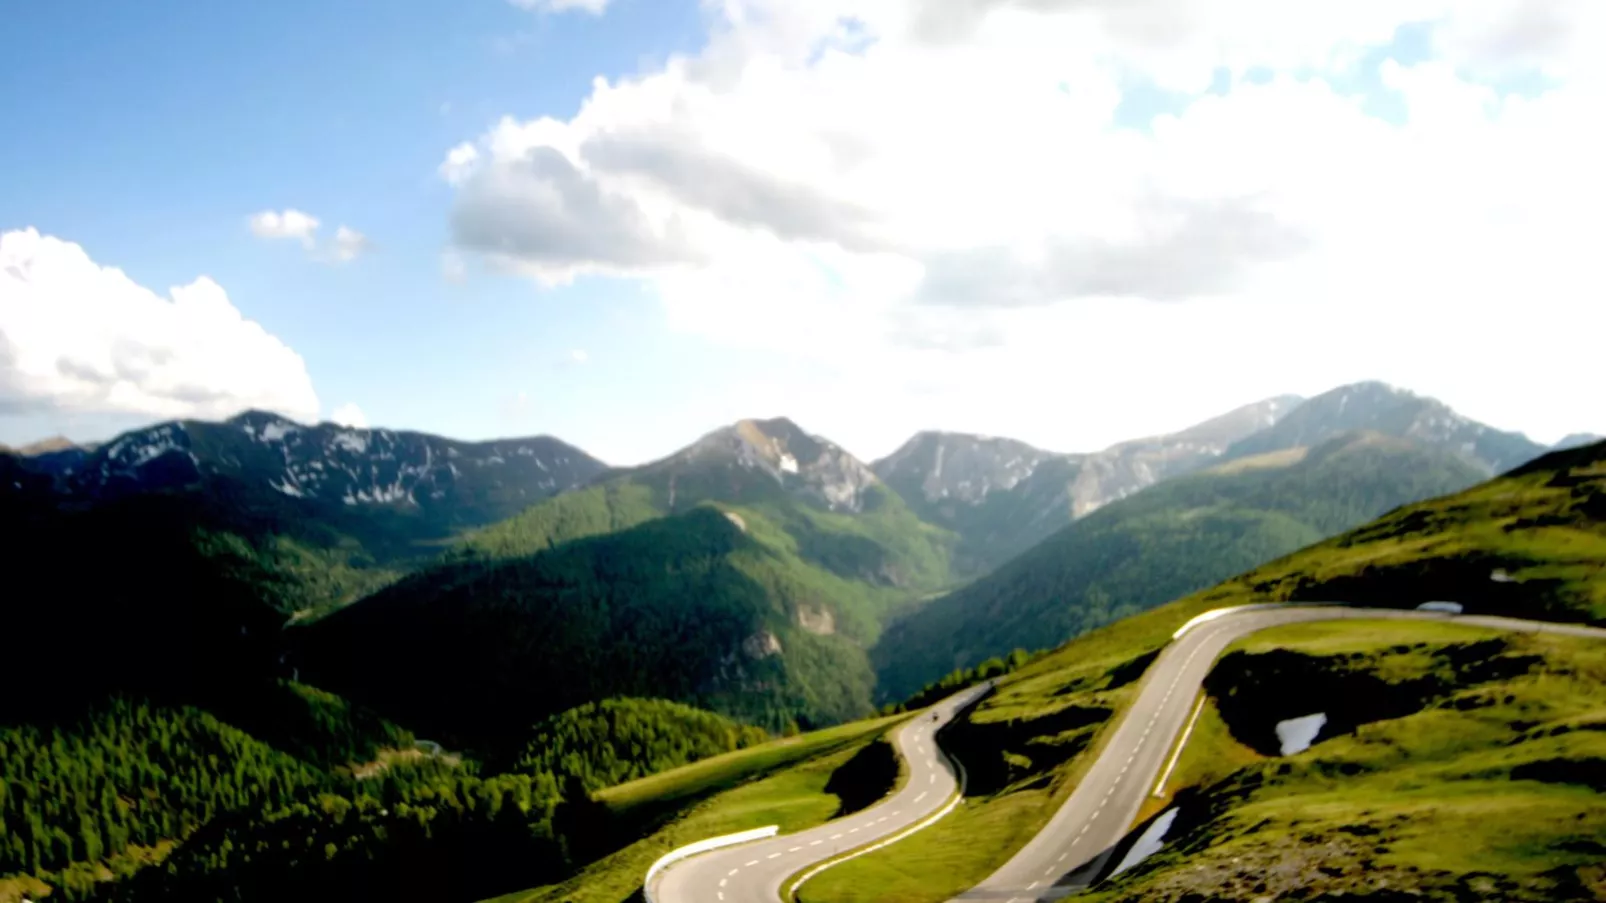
871, 396, 1303, 575
1, 378, 1597, 901
293, 416, 956, 749
3, 410, 606, 620
2, 382, 1581, 721
870, 429, 1490, 698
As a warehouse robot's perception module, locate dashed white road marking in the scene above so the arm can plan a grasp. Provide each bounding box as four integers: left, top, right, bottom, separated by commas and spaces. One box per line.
744, 860, 759, 867
768, 853, 782, 860
914, 791, 927, 803
727, 869, 738, 877
830, 834, 843, 841
788, 846, 802, 853
809, 839, 823, 846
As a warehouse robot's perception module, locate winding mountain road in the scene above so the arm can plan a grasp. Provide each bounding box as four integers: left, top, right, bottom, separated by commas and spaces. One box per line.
652, 605, 1606, 903
950, 605, 1606, 901
652, 682, 990, 903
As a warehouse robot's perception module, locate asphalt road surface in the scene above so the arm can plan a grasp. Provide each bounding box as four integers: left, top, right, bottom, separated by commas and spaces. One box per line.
653, 682, 991, 903
950, 605, 1606, 901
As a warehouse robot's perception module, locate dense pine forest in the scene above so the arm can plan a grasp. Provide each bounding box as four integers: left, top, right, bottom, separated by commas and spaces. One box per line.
511, 698, 770, 790
0, 692, 793, 902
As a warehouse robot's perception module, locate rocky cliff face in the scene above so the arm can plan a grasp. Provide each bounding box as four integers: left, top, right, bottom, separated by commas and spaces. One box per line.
873, 432, 1067, 506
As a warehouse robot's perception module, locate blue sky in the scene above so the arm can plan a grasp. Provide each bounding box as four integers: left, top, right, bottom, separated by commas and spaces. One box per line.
2, 0, 742, 458
3, 1, 1600, 463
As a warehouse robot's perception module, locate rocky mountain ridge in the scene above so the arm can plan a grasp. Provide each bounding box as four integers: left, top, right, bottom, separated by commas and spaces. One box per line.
870, 395, 1303, 574
1221, 381, 1544, 474
6, 410, 607, 525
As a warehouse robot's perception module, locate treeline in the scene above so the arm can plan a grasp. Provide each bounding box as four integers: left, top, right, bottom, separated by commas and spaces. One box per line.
513, 698, 769, 791
0, 699, 327, 883
886, 648, 1032, 713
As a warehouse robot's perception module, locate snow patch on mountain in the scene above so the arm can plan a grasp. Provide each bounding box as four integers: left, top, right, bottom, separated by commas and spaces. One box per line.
24, 411, 606, 517
331, 431, 369, 455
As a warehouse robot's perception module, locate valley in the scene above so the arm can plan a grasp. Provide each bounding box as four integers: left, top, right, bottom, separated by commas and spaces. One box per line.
1, 383, 1602, 902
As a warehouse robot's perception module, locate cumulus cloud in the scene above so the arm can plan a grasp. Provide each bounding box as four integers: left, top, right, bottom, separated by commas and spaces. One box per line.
329, 402, 368, 428
508, 0, 610, 14
440, 0, 1606, 452
567, 349, 590, 364
250, 210, 370, 263
448, 144, 701, 282
249, 209, 321, 247
328, 226, 371, 262
581, 128, 890, 251
0, 228, 320, 423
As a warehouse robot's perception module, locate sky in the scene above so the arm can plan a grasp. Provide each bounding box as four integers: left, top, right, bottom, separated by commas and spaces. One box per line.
2, 0, 1602, 466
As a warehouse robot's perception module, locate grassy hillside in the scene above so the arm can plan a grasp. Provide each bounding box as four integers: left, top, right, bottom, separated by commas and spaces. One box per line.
1085, 621, 1606, 902
872, 432, 1490, 699
493, 714, 909, 903
297, 504, 933, 754
800, 439, 1606, 902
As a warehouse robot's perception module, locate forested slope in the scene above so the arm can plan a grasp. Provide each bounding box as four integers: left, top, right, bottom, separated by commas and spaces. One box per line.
298, 505, 910, 753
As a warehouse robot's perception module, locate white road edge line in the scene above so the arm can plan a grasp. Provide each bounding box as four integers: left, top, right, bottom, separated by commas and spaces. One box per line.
785, 755, 971, 901
642, 825, 779, 903
1152, 693, 1208, 799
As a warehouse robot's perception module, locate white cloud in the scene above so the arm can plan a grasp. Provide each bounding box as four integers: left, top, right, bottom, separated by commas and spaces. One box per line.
250, 210, 371, 263
440, 142, 480, 186
567, 348, 590, 364
329, 402, 368, 428
248, 209, 321, 247
0, 228, 320, 424
443, 0, 1606, 454
508, 0, 610, 14
329, 226, 371, 262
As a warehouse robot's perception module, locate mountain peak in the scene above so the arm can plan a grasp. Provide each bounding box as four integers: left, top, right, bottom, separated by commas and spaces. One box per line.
1222, 381, 1544, 474
15, 435, 80, 456
1161, 394, 1306, 448
661, 416, 878, 511
872, 431, 1064, 506
1552, 432, 1604, 452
